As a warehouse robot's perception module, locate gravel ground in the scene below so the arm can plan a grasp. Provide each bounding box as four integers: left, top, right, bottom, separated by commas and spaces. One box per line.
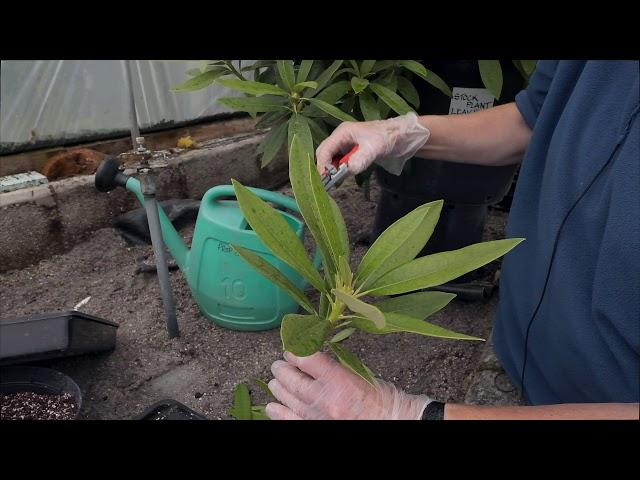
0, 175, 512, 419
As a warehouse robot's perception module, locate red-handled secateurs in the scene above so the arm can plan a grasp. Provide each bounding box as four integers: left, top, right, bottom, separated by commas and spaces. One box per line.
321, 145, 359, 191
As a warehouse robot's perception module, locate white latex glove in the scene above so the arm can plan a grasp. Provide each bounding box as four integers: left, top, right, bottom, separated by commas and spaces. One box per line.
315, 112, 430, 176
265, 351, 432, 420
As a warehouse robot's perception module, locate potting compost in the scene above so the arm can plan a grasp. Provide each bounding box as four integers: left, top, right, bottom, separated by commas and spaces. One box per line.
1, 391, 77, 420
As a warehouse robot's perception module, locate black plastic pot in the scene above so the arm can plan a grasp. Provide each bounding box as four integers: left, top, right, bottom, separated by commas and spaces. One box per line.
0, 311, 119, 366
136, 399, 208, 420
372, 60, 525, 257
0, 366, 83, 419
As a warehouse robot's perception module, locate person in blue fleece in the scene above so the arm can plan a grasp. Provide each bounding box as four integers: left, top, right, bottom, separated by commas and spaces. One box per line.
265, 60, 639, 420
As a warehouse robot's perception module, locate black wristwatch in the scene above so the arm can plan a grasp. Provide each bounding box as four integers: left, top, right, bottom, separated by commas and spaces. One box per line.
421, 401, 445, 420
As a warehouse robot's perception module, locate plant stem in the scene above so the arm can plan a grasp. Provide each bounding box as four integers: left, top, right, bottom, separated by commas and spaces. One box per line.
334, 320, 353, 329
327, 298, 345, 326
224, 61, 246, 81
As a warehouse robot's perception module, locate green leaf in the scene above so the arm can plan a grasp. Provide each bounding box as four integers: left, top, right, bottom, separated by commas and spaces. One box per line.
367, 238, 525, 296
519, 60, 537, 77
337, 255, 353, 288
241, 60, 276, 71
359, 90, 381, 121
193, 60, 227, 73
277, 60, 296, 91
371, 60, 396, 73
232, 244, 315, 314
351, 77, 369, 94
334, 67, 359, 77
251, 404, 270, 420
377, 97, 391, 119
289, 134, 349, 276
294, 81, 318, 92
230, 383, 252, 420
399, 62, 452, 97
171, 68, 226, 92
218, 96, 287, 114
258, 120, 288, 166
330, 327, 357, 343
352, 312, 482, 341
478, 60, 503, 100
396, 76, 420, 109
373, 290, 457, 320
369, 82, 414, 115
341, 95, 356, 117
217, 78, 288, 97
360, 60, 376, 76
281, 314, 330, 357
308, 60, 344, 96
304, 80, 351, 117
328, 343, 375, 385
253, 379, 276, 400
332, 289, 385, 328
186, 68, 201, 77
329, 196, 350, 260
319, 292, 330, 318
323, 114, 344, 128
231, 179, 326, 293
307, 98, 356, 122
356, 200, 443, 289
316, 80, 351, 103
513, 60, 536, 85
287, 115, 314, 162
306, 117, 330, 146
348, 60, 361, 76
422, 69, 452, 97
256, 110, 290, 129
397, 60, 427, 78
256, 65, 277, 84
376, 70, 398, 92
297, 60, 314, 83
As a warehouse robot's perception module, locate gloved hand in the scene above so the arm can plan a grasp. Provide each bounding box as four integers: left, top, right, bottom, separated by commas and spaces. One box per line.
315, 112, 430, 176
265, 351, 432, 420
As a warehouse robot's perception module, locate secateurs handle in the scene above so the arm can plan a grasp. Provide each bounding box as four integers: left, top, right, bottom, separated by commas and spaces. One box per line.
332, 145, 359, 169
322, 145, 359, 190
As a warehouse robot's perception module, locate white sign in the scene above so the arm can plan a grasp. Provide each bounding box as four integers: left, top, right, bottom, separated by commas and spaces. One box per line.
449, 87, 495, 114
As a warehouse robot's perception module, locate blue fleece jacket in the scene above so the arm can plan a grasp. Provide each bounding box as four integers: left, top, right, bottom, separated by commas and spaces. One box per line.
492, 60, 639, 404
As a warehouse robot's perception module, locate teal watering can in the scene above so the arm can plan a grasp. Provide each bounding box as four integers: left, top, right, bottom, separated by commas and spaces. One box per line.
95, 157, 319, 331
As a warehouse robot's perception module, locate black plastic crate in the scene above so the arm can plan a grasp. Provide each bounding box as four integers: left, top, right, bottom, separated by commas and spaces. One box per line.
0, 311, 119, 366
136, 399, 208, 420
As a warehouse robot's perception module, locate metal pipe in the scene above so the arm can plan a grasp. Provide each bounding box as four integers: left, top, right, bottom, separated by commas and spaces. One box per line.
124, 60, 140, 150
142, 178, 179, 338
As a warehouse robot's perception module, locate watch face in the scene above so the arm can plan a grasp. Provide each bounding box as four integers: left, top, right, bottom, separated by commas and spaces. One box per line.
422, 401, 445, 421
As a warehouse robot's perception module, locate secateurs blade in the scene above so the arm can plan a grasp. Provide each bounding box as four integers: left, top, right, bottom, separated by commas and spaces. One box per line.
321, 145, 359, 191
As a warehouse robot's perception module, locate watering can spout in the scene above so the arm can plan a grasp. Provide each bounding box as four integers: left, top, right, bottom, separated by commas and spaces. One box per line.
94, 157, 190, 271
126, 177, 190, 271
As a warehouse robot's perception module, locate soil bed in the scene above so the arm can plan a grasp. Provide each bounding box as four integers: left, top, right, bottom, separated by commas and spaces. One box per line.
0, 174, 509, 419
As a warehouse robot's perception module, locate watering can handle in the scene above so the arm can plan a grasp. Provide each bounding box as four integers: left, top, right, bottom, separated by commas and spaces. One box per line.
205, 185, 300, 213
204, 185, 323, 269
